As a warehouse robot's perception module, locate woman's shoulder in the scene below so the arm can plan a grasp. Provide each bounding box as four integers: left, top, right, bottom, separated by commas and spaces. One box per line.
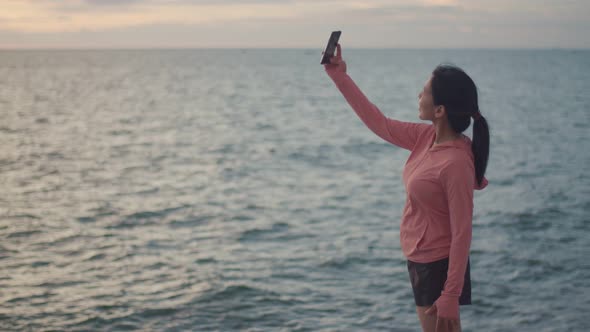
412, 123, 435, 145
437, 142, 475, 172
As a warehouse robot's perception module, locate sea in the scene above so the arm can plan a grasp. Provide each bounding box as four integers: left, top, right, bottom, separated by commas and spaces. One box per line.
1, 48, 589, 331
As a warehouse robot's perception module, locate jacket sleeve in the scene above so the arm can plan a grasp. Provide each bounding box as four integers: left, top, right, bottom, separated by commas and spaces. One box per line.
326, 70, 430, 151
436, 157, 475, 319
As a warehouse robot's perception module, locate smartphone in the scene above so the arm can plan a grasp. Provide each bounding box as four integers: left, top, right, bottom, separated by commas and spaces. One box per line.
320, 31, 341, 64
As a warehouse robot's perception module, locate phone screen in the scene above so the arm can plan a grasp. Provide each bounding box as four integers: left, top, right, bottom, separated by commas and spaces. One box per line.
320, 31, 341, 64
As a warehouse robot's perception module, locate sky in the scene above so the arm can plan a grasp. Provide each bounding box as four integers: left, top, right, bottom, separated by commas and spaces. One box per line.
1, 0, 589, 49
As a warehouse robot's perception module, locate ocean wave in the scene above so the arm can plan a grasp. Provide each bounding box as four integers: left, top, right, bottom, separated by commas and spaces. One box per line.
237, 222, 290, 242
108, 205, 190, 229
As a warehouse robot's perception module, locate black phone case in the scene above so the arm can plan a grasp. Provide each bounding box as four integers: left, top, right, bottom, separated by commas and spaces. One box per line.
320, 31, 341, 64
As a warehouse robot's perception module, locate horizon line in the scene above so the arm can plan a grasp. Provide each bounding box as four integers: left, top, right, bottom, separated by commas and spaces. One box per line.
1, 46, 589, 51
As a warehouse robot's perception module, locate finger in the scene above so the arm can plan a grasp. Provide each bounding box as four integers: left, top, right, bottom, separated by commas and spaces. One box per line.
436, 317, 457, 332
435, 317, 452, 332
336, 43, 342, 58
425, 305, 437, 316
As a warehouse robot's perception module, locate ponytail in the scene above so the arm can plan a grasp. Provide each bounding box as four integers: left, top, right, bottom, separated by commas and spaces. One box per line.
471, 114, 489, 187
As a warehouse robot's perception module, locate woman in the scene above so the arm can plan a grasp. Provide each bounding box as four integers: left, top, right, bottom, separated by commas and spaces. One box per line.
324, 44, 489, 332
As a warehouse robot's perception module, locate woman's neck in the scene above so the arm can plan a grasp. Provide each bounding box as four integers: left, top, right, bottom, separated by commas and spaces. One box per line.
433, 122, 461, 145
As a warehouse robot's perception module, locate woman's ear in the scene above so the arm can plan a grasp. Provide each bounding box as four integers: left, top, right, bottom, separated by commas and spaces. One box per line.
434, 105, 446, 119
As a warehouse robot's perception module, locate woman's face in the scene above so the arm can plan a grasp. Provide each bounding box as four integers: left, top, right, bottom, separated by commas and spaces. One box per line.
418, 77, 436, 121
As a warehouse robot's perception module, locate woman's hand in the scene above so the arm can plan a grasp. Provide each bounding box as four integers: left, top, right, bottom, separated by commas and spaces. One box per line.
323, 43, 347, 74
425, 302, 461, 332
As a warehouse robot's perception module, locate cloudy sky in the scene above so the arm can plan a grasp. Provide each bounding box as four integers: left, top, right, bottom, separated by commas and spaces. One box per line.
1, 0, 589, 49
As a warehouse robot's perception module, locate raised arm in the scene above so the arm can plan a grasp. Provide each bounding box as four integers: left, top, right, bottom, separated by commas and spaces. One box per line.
324, 44, 430, 151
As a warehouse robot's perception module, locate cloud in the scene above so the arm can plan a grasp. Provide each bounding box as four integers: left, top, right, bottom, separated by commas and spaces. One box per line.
83, 0, 141, 5
0, 1, 303, 32
0, 0, 589, 48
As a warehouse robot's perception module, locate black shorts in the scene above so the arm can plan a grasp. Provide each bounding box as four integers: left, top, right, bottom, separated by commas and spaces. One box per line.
407, 257, 471, 307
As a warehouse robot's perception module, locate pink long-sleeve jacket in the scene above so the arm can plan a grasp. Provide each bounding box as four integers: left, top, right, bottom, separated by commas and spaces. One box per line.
326, 67, 488, 319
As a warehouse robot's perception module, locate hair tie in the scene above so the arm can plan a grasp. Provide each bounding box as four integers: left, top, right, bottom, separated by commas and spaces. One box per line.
472, 112, 482, 121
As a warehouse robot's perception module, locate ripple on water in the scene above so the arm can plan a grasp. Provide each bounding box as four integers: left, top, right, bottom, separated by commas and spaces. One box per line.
194, 283, 303, 310
168, 214, 215, 228
237, 222, 290, 242
6, 230, 42, 239
319, 255, 371, 269
495, 206, 567, 232
107, 205, 190, 229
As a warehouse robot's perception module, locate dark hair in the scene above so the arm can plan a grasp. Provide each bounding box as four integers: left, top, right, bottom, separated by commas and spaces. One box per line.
431, 64, 489, 187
